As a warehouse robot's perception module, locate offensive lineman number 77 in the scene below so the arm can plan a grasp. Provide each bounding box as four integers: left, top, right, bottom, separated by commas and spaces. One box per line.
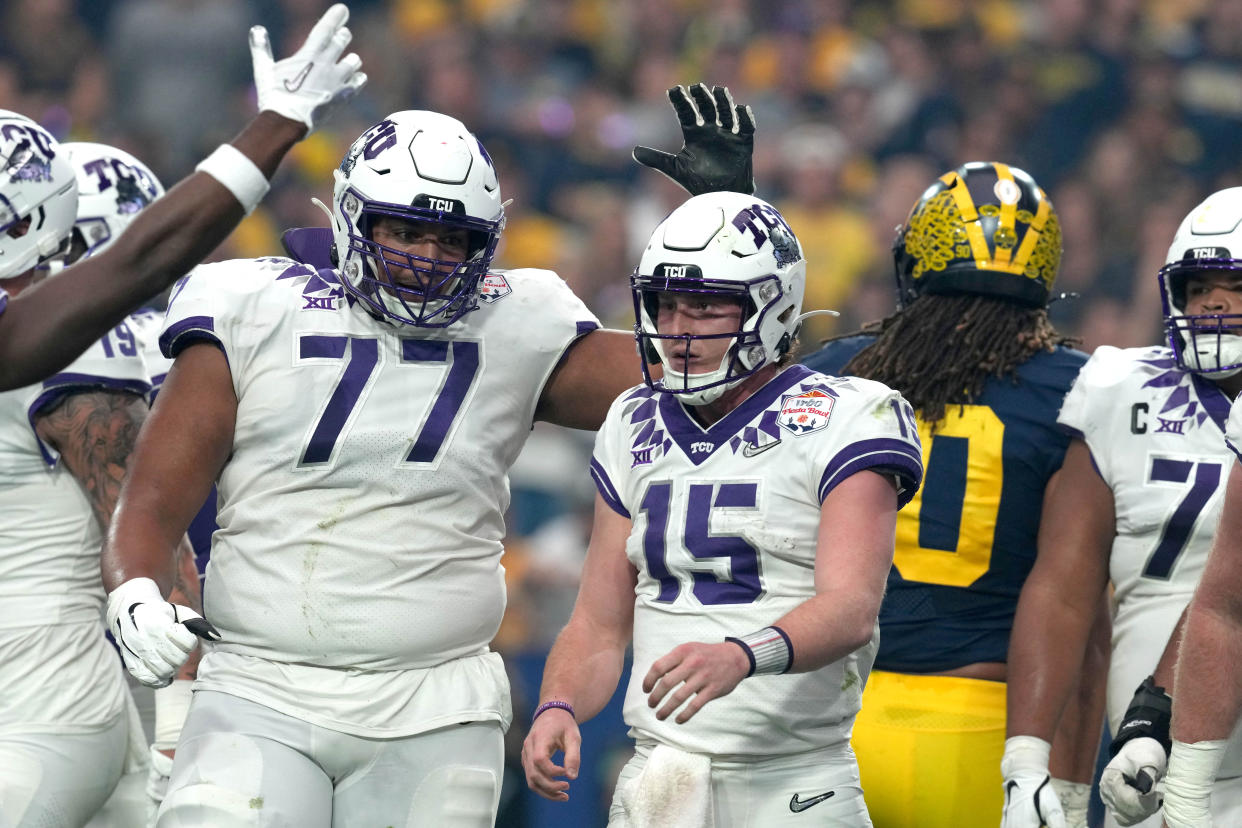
294, 334, 480, 468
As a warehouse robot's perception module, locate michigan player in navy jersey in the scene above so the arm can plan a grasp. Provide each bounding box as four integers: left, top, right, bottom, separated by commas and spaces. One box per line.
802, 162, 1094, 827
523, 191, 921, 827
0, 5, 365, 391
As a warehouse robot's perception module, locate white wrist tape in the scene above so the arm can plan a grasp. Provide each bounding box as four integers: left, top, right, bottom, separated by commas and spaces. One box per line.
153, 679, 194, 750
195, 144, 270, 215
1163, 739, 1228, 827
726, 626, 792, 676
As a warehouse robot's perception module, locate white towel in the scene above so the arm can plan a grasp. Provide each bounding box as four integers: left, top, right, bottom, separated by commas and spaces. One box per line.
610, 745, 714, 828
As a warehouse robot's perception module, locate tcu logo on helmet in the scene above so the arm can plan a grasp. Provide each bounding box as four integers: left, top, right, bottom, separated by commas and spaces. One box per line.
731, 203, 799, 263
80, 157, 160, 210
1, 122, 55, 160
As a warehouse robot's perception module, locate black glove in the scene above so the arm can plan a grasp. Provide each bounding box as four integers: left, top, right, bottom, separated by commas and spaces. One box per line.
633, 83, 755, 196
1110, 675, 1173, 763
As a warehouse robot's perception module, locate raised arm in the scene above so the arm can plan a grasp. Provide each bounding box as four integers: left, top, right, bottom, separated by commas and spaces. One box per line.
1002, 441, 1114, 827
0, 4, 365, 391
522, 493, 637, 802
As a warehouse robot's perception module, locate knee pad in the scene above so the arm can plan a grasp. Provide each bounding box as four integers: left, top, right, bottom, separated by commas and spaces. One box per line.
409, 766, 497, 828
157, 783, 265, 827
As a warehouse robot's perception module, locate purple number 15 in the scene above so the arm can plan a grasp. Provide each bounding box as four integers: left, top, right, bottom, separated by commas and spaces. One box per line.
640, 480, 764, 605
296, 334, 479, 467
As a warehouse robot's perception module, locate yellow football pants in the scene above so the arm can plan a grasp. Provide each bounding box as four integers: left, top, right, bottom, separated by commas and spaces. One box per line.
852, 670, 1006, 828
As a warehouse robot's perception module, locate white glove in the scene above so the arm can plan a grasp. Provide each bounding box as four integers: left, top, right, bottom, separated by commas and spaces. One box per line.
250, 3, 367, 132
1100, 736, 1166, 825
106, 578, 213, 688
1050, 778, 1090, 828
1001, 736, 1068, 828
145, 746, 174, 822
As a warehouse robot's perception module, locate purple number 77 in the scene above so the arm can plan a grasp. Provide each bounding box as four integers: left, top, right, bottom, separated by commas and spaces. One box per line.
296, 334, 480, 468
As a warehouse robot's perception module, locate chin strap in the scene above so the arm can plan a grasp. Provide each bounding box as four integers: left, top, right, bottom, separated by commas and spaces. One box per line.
310, 197, 333, 222
796, 309, 840, 324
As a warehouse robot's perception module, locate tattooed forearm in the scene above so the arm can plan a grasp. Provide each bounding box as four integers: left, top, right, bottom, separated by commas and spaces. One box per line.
35, 390, 148, 531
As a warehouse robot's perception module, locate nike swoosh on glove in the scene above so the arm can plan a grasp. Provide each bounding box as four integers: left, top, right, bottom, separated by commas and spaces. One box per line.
106, 577, 219, 688
249, 3, 367, 132
1001, 735, 1068, 828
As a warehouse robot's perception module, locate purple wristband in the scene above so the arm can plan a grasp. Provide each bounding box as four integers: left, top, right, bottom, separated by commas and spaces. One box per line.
533, 700, 575, 722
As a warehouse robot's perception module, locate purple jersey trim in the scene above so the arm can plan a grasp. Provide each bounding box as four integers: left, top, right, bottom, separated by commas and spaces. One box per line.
1191, 371, 1232, 433
546, 320, 603, 376
1228, 438, 1242, 463
658, 365, 817, 466
27, 374, 151, 466
817, 437, 923, 508
160, 315, 220, 359
590, 456, 630, 518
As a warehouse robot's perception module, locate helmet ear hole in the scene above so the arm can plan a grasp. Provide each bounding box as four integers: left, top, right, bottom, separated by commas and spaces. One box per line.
643, 340, 661, 365
329, 245, 339, 267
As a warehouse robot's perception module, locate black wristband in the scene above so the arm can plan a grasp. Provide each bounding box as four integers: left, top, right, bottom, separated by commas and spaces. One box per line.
1109, 674, 1172, 758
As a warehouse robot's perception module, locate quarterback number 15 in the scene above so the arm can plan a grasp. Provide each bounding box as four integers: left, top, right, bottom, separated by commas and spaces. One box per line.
295, 334, 479, 468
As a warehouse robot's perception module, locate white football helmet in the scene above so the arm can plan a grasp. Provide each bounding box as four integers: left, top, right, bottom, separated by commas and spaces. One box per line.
0, 110, 77, 280
61, 142, 164, 264
330, 111, 504, 327
632, 191, 806, 405
1160, 187, 1242, 378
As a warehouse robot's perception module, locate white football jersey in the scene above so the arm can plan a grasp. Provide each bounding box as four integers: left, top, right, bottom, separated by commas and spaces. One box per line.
159, 258, 598, 736
0, 322, 148, 731
1059, 345, 1242, 772
127, 307, 171, 399
0, 320, 149, 628
591, 366, 923, 757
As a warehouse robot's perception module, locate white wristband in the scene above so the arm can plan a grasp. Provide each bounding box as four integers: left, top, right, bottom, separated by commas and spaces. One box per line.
1163, 738, 1228, 827
726, 626, 792, 676
195, 144, 270, 215
153, 679, 194, 750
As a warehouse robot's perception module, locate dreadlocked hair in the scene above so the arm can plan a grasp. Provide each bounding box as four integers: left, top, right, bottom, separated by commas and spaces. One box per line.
837, 293, 1078, 428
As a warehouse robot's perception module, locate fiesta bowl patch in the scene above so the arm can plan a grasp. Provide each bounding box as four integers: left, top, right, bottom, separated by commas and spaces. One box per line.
479, 274, 512, 303
777, 390, 833, 435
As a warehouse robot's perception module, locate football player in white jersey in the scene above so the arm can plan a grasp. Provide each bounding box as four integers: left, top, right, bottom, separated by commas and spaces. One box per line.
1160, 392, 1242, 826
522, 192, 923, 827
100, 86, 759, 827
59, 141, 201, 826
0, 3, 365, 391
0, 120, 205, 826
1004, 187, 1242, 828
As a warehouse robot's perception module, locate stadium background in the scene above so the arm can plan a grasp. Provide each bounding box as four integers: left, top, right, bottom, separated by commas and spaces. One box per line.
7, 0, 1242, 824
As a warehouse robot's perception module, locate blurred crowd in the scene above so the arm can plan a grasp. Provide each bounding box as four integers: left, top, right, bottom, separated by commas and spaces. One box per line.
6, 1, 1242, 823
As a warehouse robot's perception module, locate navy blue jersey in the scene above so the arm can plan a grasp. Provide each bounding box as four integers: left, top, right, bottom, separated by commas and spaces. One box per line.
803, 335, 1087, 671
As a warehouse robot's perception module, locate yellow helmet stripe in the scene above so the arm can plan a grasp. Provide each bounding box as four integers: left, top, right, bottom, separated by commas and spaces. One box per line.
942, 171, 991, 267
1011, 191, 1051, 272
992, 163, 1018, 268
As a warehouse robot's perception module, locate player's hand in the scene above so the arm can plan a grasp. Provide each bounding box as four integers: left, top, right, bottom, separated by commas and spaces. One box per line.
633, 83, 756, 196
643, 641, 750, 724
146, 747, 174, 820
1100, 736, 1166, 825
1001, 736, 1068, 828
521, 706, 581, 802
106, 577, 220, 688
250, 3, 367, 133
